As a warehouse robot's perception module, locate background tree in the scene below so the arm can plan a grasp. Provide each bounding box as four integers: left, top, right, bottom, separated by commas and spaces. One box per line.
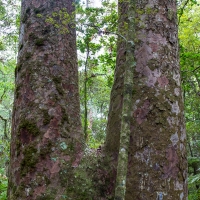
7, 0, 83, 199
77, 1, 117, 145
105, 0, 128, 155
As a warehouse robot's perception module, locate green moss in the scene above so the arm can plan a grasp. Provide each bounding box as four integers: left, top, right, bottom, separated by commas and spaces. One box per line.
34, 8, 45, 14
16, 139, 21, 156
20, 144, 38, 176
8, 181, 16, 196
18, 119, 40, 136
22, 14, 28, 23
122, 21, 128, 31
134, 18, 141, 24
146, 7, 152, 15
36, 188, 56, 200
44, 175, 51, 185
42, 109, 53, 125
136, 9, 145, 15
40, 141, 52, 158
132, 89, 136, 96
52, 77, 61, 84
34, 60, 42, 68
69, 143, 74, 151
15, 63, 22, 76
14, 185, 25, 198
56, 86, 64, 95
35, 38, 45, 46
36, 14, 43, 18
25, 52, 32, 59
52, 77, 64, 96
26, 7, 31, 14
61, 107, 69, 124
59, 169, 70, 187
34, 8, 40, 14
29, 33, 37, 40
167, 9, 174, 20
15, 84, 21, 99
145, 7, 158, 15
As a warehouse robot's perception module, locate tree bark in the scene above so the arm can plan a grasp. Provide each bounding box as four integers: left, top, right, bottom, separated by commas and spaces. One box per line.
7, 0, 83, 199
105, 0, 129, 155
107, 0, 188, 199
126, 0, 188, 199
114, 0, 135, 199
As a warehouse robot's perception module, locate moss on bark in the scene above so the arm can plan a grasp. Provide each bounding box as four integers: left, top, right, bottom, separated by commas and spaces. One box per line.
20, 144, 38, 176
18, 120, 40, 136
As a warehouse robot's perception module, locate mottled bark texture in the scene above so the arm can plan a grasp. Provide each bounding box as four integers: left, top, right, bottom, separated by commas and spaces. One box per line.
107, 0, 188, 199
7, 0, 83, 199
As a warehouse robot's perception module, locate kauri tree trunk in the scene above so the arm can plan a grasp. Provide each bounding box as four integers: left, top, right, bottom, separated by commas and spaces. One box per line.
7, 0, 83, 199
106, 0, 188, 199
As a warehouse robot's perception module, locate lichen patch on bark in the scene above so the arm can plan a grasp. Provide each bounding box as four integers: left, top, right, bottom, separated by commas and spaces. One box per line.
163, 145, 179, 179
134, 99, 150, 124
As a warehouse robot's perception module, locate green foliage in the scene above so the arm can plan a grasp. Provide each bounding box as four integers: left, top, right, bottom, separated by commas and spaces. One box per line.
77, 1, 117, 144
0, 168, 7, 200
0, 39, 5, 51
188, 172, 200, 200
179, 1, 200, 199
189, 173, 200, 184
0, 1, 20, 199
0, 0, 6, 22
0, 140, 8, 200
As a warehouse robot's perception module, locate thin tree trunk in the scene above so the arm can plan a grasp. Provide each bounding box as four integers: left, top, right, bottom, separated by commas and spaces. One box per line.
105, 0, 129, 155
84, 44, 90, 141
114, 0, 135, 199
188, 141, 199, 189
7, 0, 83, 199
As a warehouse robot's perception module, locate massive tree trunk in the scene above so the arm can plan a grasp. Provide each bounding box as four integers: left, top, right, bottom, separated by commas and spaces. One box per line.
106, 0, 188, 199
7, 0, 82, 199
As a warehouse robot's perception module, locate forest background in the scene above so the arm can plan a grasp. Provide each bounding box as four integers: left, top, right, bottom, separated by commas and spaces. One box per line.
0, 0, 200, 199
